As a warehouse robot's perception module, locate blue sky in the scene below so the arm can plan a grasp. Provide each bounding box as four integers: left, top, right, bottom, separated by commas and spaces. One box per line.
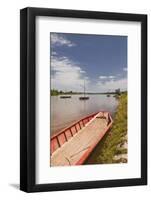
50, 33, 127, 93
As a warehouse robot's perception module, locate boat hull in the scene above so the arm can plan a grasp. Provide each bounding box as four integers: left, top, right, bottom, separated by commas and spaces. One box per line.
60, 96, 71, 98
50, 111, 113, 166
79, 97, 89, 100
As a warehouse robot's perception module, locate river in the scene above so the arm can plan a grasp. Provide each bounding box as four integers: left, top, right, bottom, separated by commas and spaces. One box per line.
51, 94, 118, 136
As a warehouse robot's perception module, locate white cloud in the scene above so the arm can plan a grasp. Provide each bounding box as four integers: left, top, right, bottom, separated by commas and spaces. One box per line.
99, 75, 115, 79
51, 55, 127, 93
51, 51, 57, 56
51, 55, 88, 92
51, 33, 75, 47
108, 75, 115, 79
96, 78, 127, 92
123, 67, 127, 71
99, 76, 107, 79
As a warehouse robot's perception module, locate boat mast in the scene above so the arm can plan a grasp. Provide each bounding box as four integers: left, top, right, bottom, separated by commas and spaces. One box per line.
84, 79, 85, 97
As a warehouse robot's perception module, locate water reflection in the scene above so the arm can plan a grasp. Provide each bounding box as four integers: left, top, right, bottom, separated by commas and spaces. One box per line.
51, 94, 118, 136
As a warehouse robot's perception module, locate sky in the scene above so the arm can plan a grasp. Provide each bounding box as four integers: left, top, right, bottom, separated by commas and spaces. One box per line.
50, 32, 127, 93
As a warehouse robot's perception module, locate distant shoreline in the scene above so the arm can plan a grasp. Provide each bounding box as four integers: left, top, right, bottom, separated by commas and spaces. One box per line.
51, 91, 127, 96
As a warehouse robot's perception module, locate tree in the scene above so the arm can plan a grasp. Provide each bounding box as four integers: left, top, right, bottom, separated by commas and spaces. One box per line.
115, 88, 121, 95
51, 89, 59, 96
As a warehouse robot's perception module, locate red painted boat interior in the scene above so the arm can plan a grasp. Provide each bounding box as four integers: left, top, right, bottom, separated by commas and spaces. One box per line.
50, 111, 112, 156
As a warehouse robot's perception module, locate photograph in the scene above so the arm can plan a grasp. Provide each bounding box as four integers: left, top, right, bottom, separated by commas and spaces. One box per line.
50, 32, 128, 167
20, 7, 147, 192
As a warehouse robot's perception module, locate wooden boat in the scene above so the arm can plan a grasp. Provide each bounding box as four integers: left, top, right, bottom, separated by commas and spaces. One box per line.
60, 95, 71, 99
50, 111, 113, 166
79, 96, 89, 100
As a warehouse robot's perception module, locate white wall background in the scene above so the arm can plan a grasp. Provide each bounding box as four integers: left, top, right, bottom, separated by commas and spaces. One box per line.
0, 0, 150, 199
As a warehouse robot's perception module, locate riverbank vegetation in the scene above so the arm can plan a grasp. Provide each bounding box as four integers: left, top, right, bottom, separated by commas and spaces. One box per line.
86, 92, 127, 164
51, 89, 74, 96
51, 89, 127, 96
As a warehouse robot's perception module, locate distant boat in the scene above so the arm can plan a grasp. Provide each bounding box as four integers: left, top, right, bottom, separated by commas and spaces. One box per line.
79, 96, 89, 100
107, 94, 110, 97
79, 80, 89, 100
60, 95, 71, 99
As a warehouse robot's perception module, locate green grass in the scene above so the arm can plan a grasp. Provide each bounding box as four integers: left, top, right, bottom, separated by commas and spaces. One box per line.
85, 93, 128, 164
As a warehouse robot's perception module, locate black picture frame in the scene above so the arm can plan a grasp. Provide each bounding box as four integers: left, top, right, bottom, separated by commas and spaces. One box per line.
20, 7, 147, 192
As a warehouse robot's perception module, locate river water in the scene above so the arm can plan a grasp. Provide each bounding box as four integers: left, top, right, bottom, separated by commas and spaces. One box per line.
51, 94, 118, 136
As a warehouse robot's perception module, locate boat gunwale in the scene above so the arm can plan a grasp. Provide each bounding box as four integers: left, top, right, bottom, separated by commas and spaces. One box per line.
50, 111, 112, 156
51, 112, 99, 140
50, 111, 113, 165
75, 113, 113, 165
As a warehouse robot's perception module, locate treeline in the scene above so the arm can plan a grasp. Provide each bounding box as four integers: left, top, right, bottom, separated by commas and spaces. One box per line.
51, 88, 127, 96
51, 89, 74, 96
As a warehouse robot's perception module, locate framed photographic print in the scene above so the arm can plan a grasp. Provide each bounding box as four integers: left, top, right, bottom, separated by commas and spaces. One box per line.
20, 7, 147, 192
